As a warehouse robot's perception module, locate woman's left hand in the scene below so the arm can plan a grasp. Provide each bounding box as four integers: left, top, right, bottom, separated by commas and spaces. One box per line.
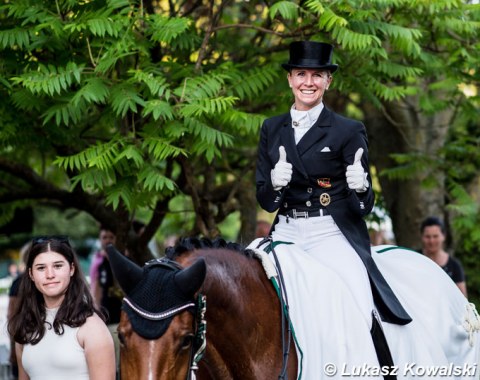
346, 148, 369, 192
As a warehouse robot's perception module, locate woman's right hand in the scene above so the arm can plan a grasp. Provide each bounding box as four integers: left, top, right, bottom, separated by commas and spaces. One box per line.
271, 146, 292, 190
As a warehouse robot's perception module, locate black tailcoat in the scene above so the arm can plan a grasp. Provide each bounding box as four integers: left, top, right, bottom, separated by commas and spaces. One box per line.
256, 107, 411, 325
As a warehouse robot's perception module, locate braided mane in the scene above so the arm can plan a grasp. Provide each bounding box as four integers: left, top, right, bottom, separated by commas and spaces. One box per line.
165, 237, 255, 260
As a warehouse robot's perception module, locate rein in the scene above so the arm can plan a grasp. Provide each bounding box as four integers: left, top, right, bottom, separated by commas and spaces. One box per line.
257, 236, 293, 380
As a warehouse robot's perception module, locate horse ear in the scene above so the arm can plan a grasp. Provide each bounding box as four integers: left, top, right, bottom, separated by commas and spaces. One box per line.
106, 244, 143, 295
174, 258, 206, 297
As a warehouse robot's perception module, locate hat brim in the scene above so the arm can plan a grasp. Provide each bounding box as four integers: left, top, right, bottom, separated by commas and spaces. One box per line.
282, 63, 338, 73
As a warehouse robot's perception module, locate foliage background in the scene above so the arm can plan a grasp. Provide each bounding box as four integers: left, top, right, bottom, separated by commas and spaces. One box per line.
0, 0, 479, 303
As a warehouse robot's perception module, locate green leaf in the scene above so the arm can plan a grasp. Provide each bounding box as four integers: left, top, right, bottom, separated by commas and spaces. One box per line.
42, 98, 86, 126
116, 145, 145, 168
137, 166, 177, 192
0, 28, 30, 49
54, 140, 121, 172
331, 26, 381, 50
71, 77, 110, 107
318, 8, 348, 32
105, 179, 134, 210
11, 62, 84, 96
87, 15, 119, 38
142, 100, 175, 121
229, 65, 279, 100
129, 69, 170, 97
110, 84, 146, 117
269, 1, 299, 20
141, 138, 187, 161
149, 15, 191, 44
180, 96, 238, 118
183, 117, 233, 147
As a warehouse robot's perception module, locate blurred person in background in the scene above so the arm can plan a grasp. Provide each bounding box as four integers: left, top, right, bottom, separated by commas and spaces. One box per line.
91, 227, 122, 378
420, 216, 467, 297
6, 262, 18, 280
7, 242, 29, 379
255, 220, 272, 238
89, 226, 116, 306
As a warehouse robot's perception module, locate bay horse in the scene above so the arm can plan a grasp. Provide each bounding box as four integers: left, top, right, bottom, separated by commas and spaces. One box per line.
106, 238, 298, 380
107, 238, 480, 380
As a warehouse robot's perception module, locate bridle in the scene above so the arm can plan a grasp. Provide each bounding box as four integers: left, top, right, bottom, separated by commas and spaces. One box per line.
123, 258, 207, 380
188, 293, 207, 380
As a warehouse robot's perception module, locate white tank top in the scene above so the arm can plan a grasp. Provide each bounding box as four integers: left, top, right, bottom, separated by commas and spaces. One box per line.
22, 308, 90, 380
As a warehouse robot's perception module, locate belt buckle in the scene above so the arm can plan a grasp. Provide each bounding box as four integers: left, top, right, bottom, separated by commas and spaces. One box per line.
320, 193, 331, 206
292, 209, 308, 219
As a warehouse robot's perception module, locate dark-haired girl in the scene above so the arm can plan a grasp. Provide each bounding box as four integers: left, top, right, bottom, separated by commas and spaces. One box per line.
8, 237, 115, 380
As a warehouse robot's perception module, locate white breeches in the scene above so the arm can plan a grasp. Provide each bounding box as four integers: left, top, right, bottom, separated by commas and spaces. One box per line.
272, 215, 375, 325
249, 216, 480, 379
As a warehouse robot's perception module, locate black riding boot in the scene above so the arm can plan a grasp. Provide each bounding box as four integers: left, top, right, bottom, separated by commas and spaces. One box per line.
370, 311, 397, 380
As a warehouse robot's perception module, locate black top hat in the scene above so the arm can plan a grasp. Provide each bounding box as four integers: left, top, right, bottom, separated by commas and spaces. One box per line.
282, 41, 338, 73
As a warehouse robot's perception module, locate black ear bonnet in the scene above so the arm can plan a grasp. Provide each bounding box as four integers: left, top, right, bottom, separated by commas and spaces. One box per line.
106, 245, 206, 340
122, 259, 194, 339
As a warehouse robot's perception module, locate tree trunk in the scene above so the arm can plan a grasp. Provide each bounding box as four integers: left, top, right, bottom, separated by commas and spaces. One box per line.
237, 172, 258, 245
363, 97, 453, 249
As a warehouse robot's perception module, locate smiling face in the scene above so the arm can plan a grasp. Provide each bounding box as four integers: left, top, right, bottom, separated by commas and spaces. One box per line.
287, 68, 332, 111
29, 250, 74, 308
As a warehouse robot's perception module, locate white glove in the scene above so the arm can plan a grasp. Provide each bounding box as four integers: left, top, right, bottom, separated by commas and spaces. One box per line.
346, 148, 370, 192
271, 146, 292, 191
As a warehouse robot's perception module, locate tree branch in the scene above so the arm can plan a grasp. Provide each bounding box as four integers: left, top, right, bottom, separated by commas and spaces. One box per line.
0, 158, 117, 229
0, 158, 63, 194
213, 23, 284, 36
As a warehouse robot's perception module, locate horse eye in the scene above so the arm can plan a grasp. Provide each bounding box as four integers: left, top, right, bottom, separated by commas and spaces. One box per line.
180, 334, 194, 350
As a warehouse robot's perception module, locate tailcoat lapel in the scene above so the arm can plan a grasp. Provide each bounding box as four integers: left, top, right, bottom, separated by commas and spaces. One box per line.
279, 118, 308, 177
296, 108, 333, 156
279, 107, 334, 177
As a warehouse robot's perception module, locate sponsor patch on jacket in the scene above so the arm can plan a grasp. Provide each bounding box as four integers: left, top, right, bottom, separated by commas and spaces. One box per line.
317, 178, 332, 188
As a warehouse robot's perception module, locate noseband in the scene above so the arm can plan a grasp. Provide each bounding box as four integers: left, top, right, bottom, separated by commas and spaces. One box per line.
123, 258, 207, 380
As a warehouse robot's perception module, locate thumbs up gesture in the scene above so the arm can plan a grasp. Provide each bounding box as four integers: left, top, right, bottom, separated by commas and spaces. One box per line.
346, 148, 370, 192
271, 146, 293, 191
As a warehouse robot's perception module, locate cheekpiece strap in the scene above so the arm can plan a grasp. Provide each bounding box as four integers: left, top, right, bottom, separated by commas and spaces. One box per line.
190, 294, 207, 379
193, 294, 207, 363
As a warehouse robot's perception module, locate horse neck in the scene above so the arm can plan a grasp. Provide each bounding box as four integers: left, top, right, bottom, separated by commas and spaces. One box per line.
192, 249, 285, 379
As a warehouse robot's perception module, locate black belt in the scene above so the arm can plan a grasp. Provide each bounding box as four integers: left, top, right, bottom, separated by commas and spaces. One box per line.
280, 208, 330, 219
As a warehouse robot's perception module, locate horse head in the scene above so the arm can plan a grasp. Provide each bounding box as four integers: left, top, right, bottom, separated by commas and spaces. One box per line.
106, 244, 206, 380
